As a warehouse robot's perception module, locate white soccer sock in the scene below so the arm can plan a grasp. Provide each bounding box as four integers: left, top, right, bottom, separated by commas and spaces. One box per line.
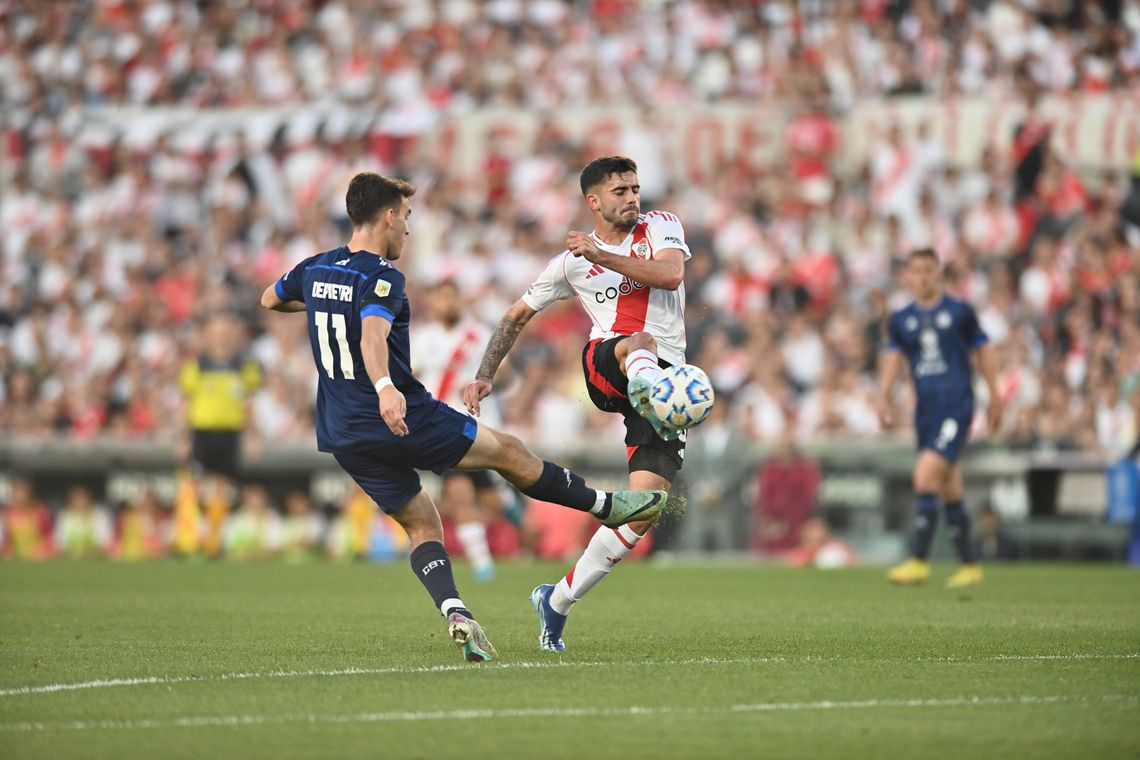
440, 597, 466, 617
455, 521, 494, 573
624, 349, 663, 385
549, 524, 643, 615
591, 490, 608, 516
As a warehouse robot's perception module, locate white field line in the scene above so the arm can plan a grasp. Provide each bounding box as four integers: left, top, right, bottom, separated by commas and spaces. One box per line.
1, 652, 1137, 699
0, 694, 1135, 733
0, 657, 773, 697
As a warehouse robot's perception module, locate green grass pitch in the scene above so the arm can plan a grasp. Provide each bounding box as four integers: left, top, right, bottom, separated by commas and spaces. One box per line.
1, 560, 1137, 759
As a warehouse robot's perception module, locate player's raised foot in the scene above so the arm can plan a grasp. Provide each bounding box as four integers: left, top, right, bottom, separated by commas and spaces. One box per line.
627, 376, 681, 441
530, 584, 566, 653
602, 490, 667, 527
945, 564, 984, 589
447, 612, 497, 662
887, 558, 930, 585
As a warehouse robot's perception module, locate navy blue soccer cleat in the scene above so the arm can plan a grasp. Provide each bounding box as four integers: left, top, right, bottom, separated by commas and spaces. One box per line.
530, 583, 567, 653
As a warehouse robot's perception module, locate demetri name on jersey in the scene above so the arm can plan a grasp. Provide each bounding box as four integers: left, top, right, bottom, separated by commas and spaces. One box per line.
311, 281, 355, 301
523, 211, 692, 366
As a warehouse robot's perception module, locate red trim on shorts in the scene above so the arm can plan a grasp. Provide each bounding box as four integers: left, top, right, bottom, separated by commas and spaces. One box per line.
626, 446, 638, 461
611, 527, 636, 549
585, 338, 624, 399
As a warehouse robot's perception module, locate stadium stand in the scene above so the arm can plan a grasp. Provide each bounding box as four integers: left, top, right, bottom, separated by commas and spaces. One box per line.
1, 1, 1138, 560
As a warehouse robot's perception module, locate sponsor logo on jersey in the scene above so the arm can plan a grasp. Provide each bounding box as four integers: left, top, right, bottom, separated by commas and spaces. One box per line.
594, 276, 647, 303
334, 258, 350, 266
663, 236, 683, 246
311, 281, 354, 301
585, 263, 606, 279
936, 310, 952, 328
374, 280, 391, 298
904, 316, 918, 331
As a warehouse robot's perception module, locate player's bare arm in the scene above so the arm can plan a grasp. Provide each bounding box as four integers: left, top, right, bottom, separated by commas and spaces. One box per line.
876, 349, 904, 427
566, 234, 685, 291
463, 299, 537, 416
974, 342, 1002, 433
259, 284, 308, 313
361, 314, 408, 437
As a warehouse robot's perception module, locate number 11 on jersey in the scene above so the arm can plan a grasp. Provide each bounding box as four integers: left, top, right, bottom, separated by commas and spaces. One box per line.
314, 310, 355, 379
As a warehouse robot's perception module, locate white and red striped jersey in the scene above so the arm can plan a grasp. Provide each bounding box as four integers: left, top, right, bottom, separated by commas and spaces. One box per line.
521, 211, 692, 365
411, 319, 498, 424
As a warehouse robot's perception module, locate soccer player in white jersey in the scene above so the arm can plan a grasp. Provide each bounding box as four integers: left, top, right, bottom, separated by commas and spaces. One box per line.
412, 279, 505, 581
464, 156, 689, 652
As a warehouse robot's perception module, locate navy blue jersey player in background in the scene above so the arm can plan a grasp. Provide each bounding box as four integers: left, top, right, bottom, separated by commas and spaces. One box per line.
260, 173, 666, 662
876, 248, 1001, 589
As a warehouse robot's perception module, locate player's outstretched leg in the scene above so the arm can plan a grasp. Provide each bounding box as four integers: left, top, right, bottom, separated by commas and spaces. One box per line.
541, 522, 650, 652
540, 468, 667, 652
389, 489, 496, 662
454, 425, 666, 526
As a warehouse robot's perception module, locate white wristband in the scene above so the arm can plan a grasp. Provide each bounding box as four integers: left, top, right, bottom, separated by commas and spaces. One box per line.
374, 376, 394, 393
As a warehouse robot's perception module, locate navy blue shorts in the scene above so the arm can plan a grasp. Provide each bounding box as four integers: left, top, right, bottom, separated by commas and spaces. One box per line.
334, 401, 478, 514
915, 406, 973, 463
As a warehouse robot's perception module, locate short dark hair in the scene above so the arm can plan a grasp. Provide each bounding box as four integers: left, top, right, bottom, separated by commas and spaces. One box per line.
908, 247, 939, 264
345, 173, 415, 227
579, 156, 638, 196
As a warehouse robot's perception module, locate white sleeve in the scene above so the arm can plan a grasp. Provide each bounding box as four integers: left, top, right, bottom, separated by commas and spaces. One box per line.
646, 211, 691, 260
521, 253, 574, 312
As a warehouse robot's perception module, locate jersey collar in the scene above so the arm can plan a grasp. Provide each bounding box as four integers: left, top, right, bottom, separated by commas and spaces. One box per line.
589, 229, 633, 251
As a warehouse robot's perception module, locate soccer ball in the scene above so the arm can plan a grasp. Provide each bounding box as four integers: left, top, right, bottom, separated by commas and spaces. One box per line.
648, 364, 715, 430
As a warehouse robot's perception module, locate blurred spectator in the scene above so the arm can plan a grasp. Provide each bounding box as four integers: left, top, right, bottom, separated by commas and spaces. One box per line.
279, 490, 326, 563
53, 485, 112, 559
1, 478, 54, 560
0, 0, 1135, 468
109, 489, 169, 561
973, 503, 1021, 562
784, 516, 858, 569
676, 398, 756, 553
521, 498, 596, 561
325, 483, 409, 562
751, 431, 821, 555
224, 484, 282, 561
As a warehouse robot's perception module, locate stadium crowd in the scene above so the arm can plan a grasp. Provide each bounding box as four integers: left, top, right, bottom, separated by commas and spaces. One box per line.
2, 0, 1140, 469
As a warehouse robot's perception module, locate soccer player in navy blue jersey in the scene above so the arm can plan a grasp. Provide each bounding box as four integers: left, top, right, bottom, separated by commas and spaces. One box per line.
260, 173, 665, 662
876, 248, 1002, 588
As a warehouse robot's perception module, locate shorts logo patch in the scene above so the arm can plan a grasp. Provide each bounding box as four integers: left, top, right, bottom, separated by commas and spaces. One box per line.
374, 280, 392, 298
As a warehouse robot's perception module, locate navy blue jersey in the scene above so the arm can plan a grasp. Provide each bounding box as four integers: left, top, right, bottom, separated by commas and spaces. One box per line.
887, 295, 987, 412
275, 246, 431, 453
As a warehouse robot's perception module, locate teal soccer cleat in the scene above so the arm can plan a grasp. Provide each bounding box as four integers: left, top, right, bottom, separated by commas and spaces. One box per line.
603, 490, 667, 527
627, 375, 682, 441
448, 612, 497, 662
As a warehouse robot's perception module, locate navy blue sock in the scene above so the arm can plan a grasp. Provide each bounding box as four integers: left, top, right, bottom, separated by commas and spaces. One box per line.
521, 461, 608, 515
409, 541, 472, 619
912, 493, 939, 560
944, 501, 976, 563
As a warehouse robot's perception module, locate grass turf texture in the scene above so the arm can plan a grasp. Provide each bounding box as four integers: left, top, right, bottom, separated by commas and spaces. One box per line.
1, 561, 1137, 759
